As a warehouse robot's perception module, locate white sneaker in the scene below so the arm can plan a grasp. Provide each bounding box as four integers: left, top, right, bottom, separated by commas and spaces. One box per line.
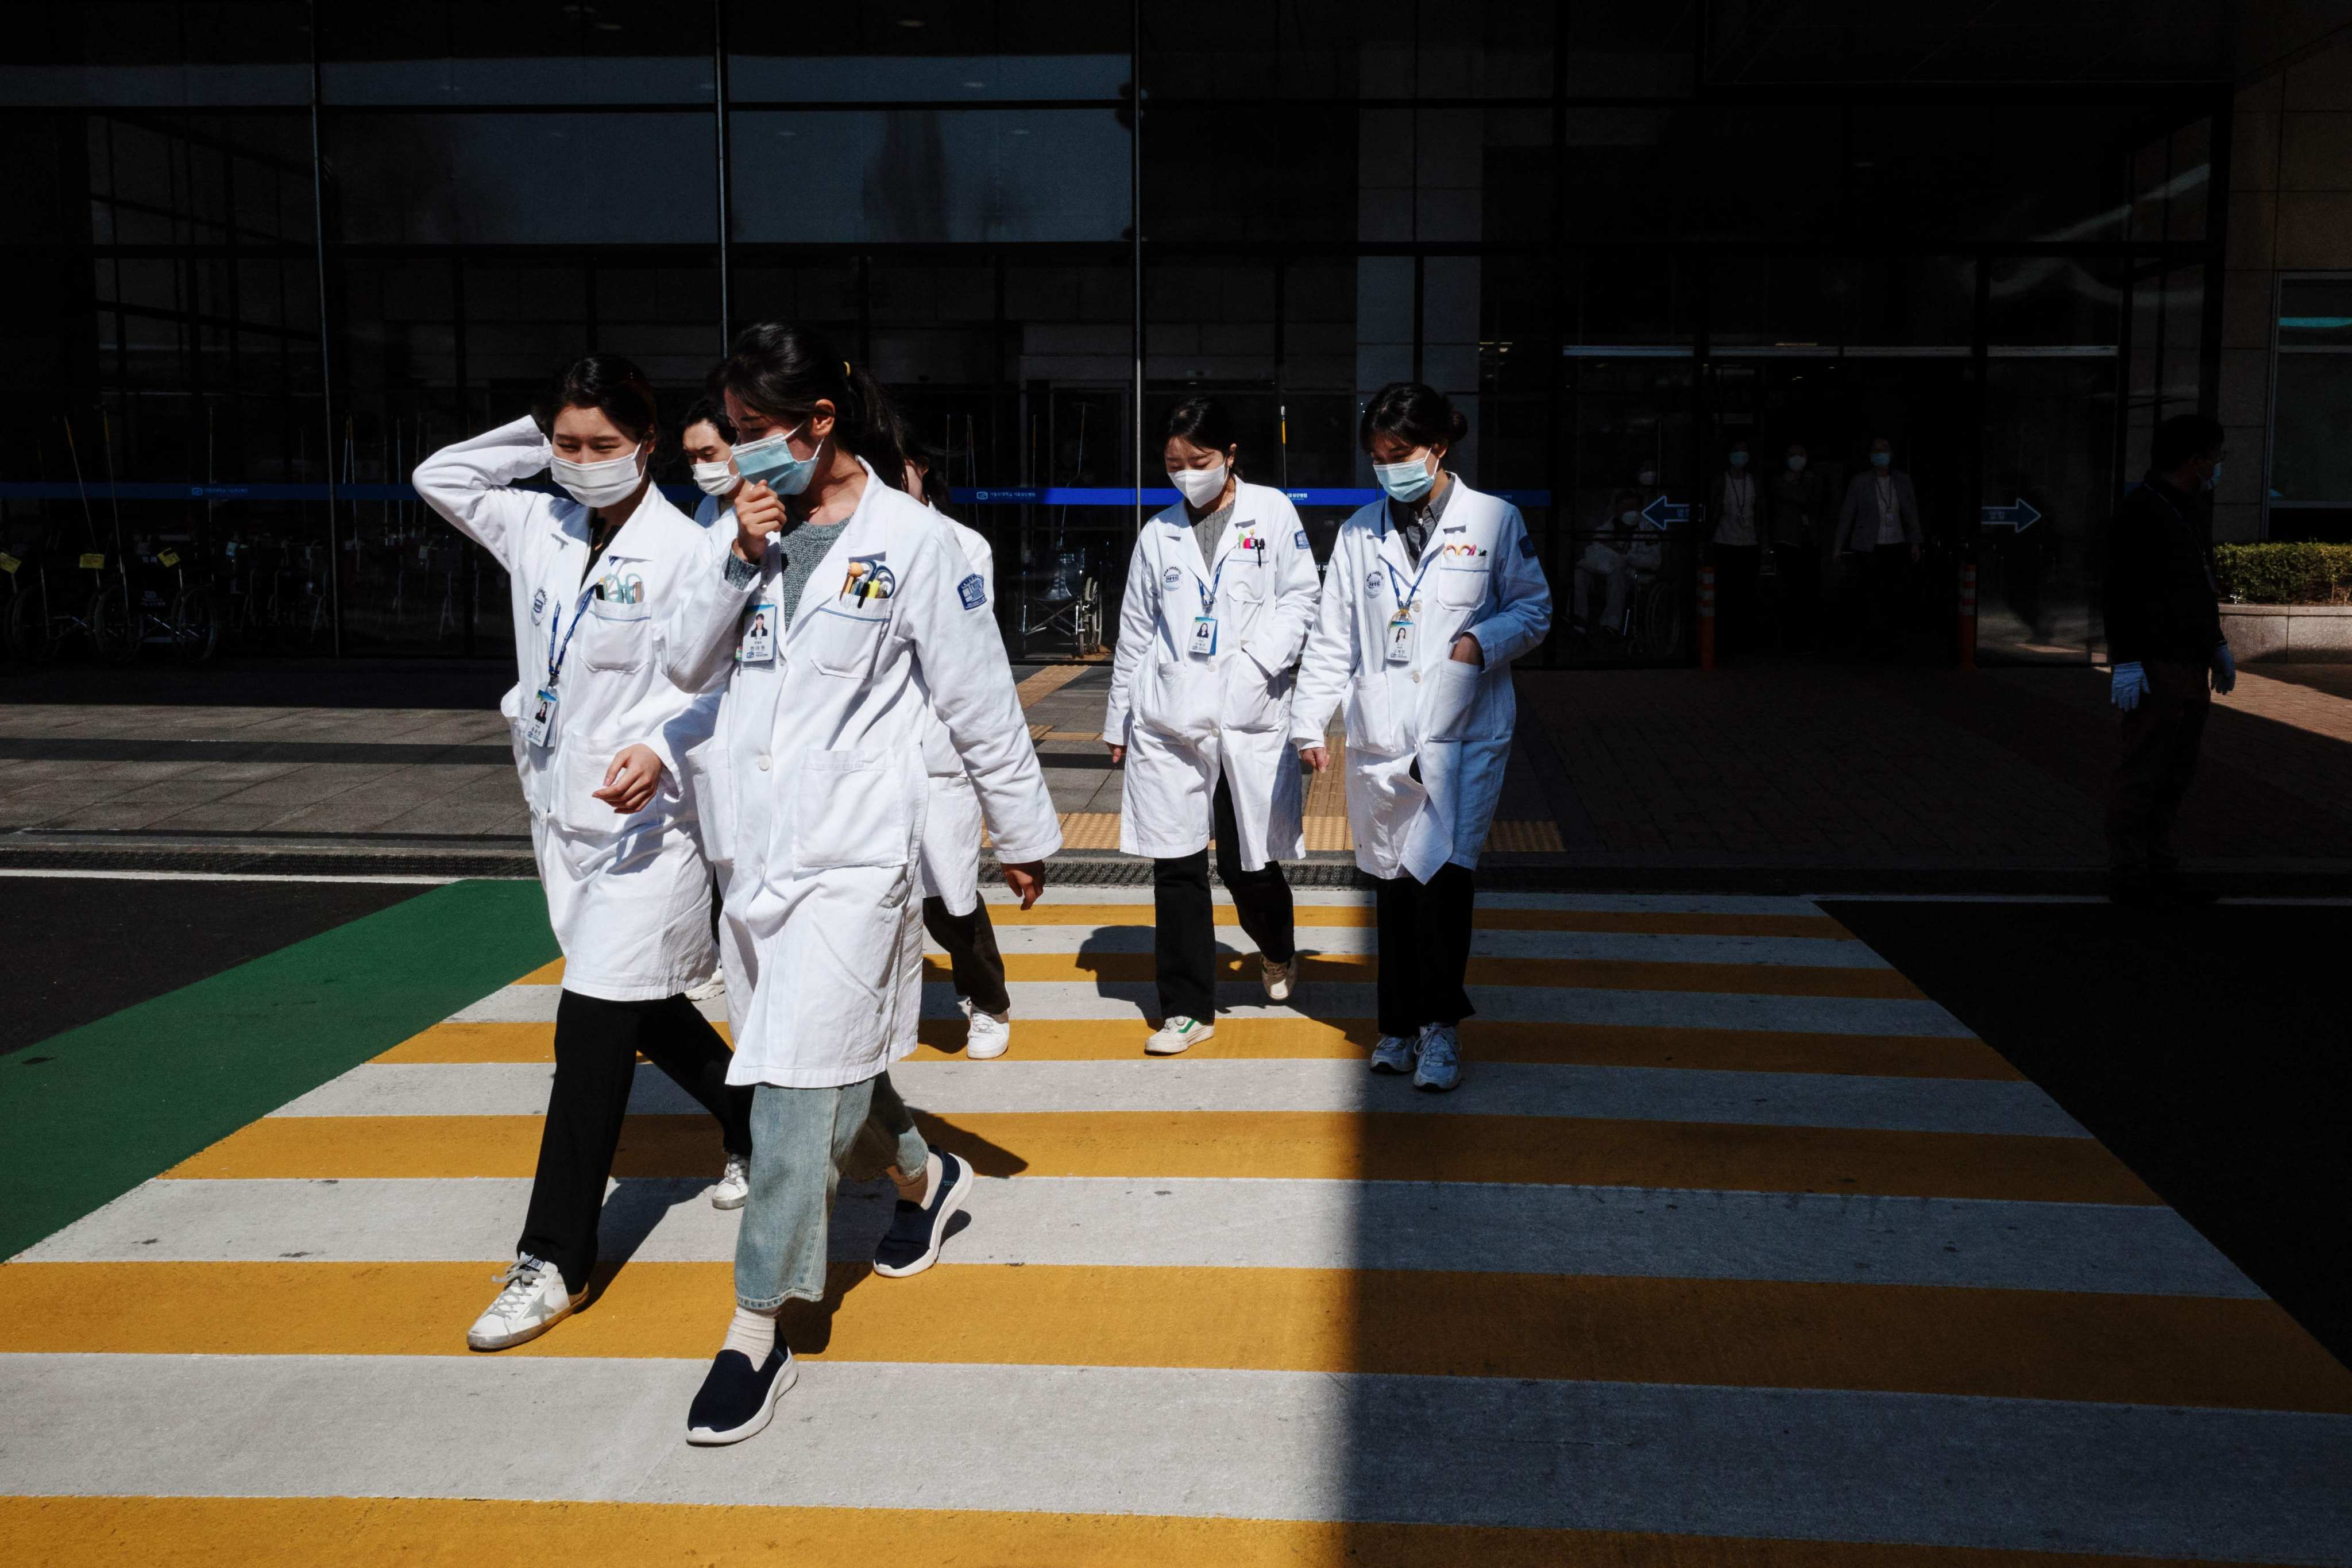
1369, 1033, 1419, 1074
964, 1001, 1011, 1060
1261, 957, 1296, 1003
683, 967, 727, 1003
1145, 1015, 1215, 1055
710, 1152, 750, 1211
1412, 1024, 1461, 1092
466, 1255, 577, 1351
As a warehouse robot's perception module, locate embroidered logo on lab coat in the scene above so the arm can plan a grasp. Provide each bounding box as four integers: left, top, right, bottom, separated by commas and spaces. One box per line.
841, 555, 896, 604
1365, 570, 1384, 594
1518, 534, 1538, 558
1294, 530, 1309, 549
1163, 566, 1183, 589
1442, 543, 1485, 559
531, 587, 547, 624
957, 573, 987, 611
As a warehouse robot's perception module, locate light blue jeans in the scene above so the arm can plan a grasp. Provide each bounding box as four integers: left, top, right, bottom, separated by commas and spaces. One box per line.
734, 1070, 929, 1310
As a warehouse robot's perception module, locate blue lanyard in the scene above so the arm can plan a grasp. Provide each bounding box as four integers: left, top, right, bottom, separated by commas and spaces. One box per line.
1380, 517, 1439, 609
543, 581, 600, 690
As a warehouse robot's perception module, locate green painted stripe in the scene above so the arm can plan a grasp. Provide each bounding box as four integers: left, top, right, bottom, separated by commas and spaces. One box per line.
0, 879, 554, 1262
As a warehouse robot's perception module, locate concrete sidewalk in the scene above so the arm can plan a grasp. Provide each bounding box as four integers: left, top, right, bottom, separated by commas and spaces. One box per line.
4, 660, 2350, 889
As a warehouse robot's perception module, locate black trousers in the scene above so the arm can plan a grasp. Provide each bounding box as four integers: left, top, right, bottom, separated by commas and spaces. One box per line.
1153, 773, 1295, 1022
1863, 548, 1911, 655
2106, 657, 2211, 872
1712, 544, 1759, 657
1374, 864, 1477, 1037
922, 894, 1011, 1016
519, 989, 754, 1295
1773, 543, 1821, 651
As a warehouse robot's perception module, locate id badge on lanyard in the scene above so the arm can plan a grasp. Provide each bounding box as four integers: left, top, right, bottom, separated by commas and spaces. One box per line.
524, 686, 557, 746
1384, 534, 1434, 665
1188, 555, 1225, 658
741, 601, 777, 663
530, 582, 598, 748
1385, 611, 1416, 665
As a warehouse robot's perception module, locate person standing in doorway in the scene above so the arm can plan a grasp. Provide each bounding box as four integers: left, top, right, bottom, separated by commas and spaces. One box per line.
1770, 443, 1826, 652
2104, 413, 2235, 907
1836, 435, 1922, 658
1104, 398, 1320, 1055
1710, 439, 1760, 656
1293, 383, 1553, 1092
412, 356, 755, 1353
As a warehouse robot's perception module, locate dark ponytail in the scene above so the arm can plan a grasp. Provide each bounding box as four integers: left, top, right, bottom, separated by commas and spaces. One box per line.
1358, 381, 1467, 453
1164, 397, 1239, 473
535, 353, 667, 463
713, 322, 907, 482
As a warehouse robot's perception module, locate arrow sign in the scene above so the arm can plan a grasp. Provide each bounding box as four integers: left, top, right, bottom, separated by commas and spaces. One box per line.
1980, 498, 2042, 531
1640, 495, 1691, 527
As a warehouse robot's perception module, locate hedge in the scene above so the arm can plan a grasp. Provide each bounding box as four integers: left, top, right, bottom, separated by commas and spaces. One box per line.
2213, 542, 2352, 605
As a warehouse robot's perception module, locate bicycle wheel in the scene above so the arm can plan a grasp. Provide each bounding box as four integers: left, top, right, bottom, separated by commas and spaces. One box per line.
5, 582, 55, 665
1643, 585, 1687, 661
89, 581, 141, 666
169, 587, 220, 664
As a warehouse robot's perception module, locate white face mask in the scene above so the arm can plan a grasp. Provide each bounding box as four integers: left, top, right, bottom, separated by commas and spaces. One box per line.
1169, 461, 1229, 509
1637, 469, 1658, 487
549, 443, 645, 509
690, 458, 738, 497
1620, 509, 1642, 526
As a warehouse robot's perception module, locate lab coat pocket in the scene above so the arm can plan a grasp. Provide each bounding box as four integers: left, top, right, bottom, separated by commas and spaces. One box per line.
792, 748, 913, 873
551, 741, 653, 836
1141, 654, 1215, 739
1436, 566, 1490, 611
580, 603, 652, 673
799, 606, 889, 680
1423, 657, 1486, 743
1220, 650, 1286, 734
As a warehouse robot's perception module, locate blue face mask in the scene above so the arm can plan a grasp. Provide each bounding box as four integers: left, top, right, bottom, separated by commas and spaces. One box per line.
1729, 451, 1748, 468
1871, 451, 1892, 469
1374, 455, 1435, 504
2203, 459, 2223, 493
732, 423, 821, 496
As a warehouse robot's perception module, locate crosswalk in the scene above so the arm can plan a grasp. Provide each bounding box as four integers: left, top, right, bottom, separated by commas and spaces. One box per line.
6, 888, 2352, 1564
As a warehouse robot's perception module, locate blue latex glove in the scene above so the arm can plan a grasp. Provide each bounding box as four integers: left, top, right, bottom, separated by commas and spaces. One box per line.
2211, 641, 2237, 696
2111, 661, 2148, 712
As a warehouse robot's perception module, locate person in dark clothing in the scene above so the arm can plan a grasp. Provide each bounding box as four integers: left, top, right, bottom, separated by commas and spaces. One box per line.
1770, 443, 1828, 651
2104, 413, 2235, 906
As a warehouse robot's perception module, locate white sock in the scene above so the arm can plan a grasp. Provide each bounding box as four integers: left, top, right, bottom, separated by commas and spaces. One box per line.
722, 1305, 778, 1362
890, 1150, 939, 1207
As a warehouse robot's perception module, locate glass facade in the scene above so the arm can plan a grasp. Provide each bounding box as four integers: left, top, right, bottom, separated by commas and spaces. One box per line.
0, 2, 2234, 665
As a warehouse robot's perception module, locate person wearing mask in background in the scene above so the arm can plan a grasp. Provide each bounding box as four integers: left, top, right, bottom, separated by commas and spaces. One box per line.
1293, 383, 1552, 1092
897, 419, 1015, 1060
660, 324, 1059, 1446
675, 395, 742, 1004
413, 354, 754, 1353
1104, 397, 1320, 1055
1574, 488, 1644, 640
1836, 434, 1922, 659
1710, 438, 1760, 657
1770, 443, 1826, 652
2104, 412, 2235, 909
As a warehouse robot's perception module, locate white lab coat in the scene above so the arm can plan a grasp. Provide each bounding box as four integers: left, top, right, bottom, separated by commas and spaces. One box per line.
686, 490, 739, 879
1291, 478, 1553, 882
914, 512, 998, 917
663, 463, 1060, 1088
1103, 480, 1320, 870
414, 415, 722, 1000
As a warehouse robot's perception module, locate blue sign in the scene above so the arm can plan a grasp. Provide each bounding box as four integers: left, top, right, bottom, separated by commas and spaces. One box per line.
1640, 495, 1691, 527
1979, 498, 2043, 531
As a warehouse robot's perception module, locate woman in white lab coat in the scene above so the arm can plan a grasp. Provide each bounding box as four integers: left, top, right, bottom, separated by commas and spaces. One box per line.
1292, 382, 1553, 1092
1103, 399, 1320, 1055
675, 396, 743, 1003
411, 354, 752, 1353
659, 323, 1060, 1446
899, 426, 1015, 1060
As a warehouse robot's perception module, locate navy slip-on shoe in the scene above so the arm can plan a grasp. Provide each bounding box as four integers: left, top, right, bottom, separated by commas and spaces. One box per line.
871, 1148, 974, 1279
686, 1344, 796, 1446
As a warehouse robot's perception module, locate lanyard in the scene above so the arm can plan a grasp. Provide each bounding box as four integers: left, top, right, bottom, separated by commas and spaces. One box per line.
543, 581, 600, 691
1192, 545, 1230, 614
1380, 517, 1439, 608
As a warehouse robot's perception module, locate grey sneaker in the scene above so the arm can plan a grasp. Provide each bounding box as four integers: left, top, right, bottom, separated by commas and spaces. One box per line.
1412, 1024, 1461, 1092
1369, 1033, 1419, 1074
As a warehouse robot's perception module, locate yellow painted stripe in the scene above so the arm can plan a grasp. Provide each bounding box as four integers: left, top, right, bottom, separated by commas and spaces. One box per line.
160, 1110, 2152, 1204
516, 952, 1911, 998
1, 1261, 2340, 1412
2, 1496, 2297, 1568
377, 1017, 2018, 1079
909, 952, 1923, 998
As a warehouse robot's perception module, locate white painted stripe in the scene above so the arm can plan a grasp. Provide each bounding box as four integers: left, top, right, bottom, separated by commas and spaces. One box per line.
272, 1059, 2083, 1138
930, 925, 1890, 967
449, 980, 1974, 1037
5, 1354, 2346, 1558
983, 886, 1829, 915
21, 1176, 2260, 1298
